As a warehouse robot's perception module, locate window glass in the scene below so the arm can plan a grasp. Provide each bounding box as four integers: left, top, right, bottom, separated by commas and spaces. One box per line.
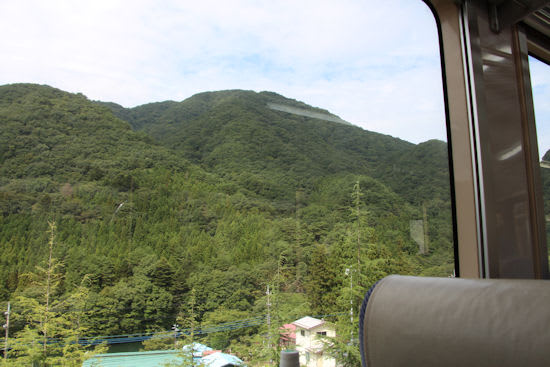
0, 1, 452, 365
529, 55, 550, 267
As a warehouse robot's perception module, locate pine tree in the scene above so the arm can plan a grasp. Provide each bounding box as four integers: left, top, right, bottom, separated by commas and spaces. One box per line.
305, 245, 339, 315
11, 221, 63, 365
170, 288, 201, 367
352, 180, 363, 268
9, 222, 105, 366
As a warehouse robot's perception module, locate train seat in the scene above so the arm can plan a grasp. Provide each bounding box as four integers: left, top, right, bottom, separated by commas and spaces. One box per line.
359, 275, 550, 367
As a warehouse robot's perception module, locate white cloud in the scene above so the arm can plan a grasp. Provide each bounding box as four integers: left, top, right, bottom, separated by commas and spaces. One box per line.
1, 0, 446, 144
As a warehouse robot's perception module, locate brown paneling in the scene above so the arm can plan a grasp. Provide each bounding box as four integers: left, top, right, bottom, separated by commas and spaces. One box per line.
427, 0, 482, 278
426, 0, 549, 278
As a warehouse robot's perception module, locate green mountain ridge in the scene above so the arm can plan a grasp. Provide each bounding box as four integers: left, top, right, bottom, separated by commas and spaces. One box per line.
100, 89, 450, 207
0, 83, 454, 364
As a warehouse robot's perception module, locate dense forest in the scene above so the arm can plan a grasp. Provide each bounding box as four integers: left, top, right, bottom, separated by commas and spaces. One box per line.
0, 83, 455, 366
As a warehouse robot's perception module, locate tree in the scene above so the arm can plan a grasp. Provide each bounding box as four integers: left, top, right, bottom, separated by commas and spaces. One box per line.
8, 222, 105, 366
306, 244, 340, 316
87, 275, 173, 335
142, 331, 174, 351
175, 288, 200, 367
320, 316, 361, 367
5, 325, 43, 366
10, 221, 63, 365
201, 308, 251, 350
352, 180, 363, 268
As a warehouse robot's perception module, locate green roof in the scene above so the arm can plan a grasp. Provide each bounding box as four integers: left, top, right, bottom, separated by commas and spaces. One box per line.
83, 344, 245, 367
82, 350, 186, 367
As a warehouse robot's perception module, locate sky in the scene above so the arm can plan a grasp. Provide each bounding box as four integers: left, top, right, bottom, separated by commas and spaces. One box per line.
530, 57, 550, 157
0, 0, 547, 148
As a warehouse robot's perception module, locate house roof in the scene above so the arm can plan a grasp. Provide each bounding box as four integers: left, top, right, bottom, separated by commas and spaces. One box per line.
182, 342, 213, 357
82, 344, 244, 367
204, 350, 223, 356
82, 350, 184, 367
282, 323, 296, 331
280, 323, 296, 340
292, 316, 325, 330
201, 352, 244, 367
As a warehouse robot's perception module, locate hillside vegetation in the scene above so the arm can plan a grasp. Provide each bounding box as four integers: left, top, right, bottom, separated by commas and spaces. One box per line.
0, 84, 454, 365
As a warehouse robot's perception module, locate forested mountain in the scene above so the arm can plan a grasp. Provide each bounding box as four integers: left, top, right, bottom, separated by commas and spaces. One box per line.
0, 83, 454, 365
102, 90, 450, 206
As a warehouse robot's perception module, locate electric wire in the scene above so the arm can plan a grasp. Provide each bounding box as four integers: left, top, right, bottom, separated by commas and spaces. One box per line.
1, 313, 344, 350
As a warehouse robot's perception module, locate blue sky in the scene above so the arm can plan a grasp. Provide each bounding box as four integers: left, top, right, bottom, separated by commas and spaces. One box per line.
530, 57, 550, 156
1, 0, 547, 149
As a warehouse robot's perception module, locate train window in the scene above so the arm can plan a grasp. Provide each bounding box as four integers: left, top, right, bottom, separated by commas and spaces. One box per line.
529, 55, 550, 267
0, 1, 453, 365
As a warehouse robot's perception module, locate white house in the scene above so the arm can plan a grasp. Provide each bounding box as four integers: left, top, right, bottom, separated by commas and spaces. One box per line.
292, 316, 336, 367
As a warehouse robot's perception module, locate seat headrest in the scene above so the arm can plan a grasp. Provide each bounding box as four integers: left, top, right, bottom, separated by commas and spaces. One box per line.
359, 275, 550, 367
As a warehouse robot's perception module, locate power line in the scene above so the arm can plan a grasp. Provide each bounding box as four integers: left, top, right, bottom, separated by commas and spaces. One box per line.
1, 313, 344, 350
1, 315, 267, 349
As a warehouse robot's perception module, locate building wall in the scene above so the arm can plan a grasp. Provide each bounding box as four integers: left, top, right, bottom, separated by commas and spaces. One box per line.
294, 324, 336, 367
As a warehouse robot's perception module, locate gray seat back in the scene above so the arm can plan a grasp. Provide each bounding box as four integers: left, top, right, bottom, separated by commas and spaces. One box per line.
359, 275, 550, 367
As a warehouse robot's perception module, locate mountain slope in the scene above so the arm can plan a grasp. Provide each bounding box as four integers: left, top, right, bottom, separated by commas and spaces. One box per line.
105, 90, 450, 205
0, 84, 455, 351
0, 84, 185, 184
122, 90, 411, 171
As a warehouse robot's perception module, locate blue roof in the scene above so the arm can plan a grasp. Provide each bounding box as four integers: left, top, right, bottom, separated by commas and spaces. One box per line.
201, 352, 244, 367
182, 342, 213, 357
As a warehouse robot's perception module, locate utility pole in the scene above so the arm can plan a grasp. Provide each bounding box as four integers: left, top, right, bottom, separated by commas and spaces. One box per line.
3, 302, 10, 360
266, 285, 272, 364
345, 268, 353, 344
295, 190, 301, 250
172, 324, 179, 348
422, 203, 429, 253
